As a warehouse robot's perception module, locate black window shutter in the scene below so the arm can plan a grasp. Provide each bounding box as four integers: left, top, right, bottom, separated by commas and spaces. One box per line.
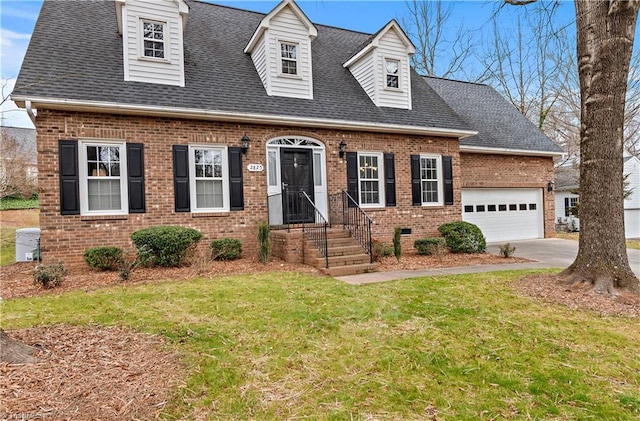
443, 155, 454, 206
411, 154, 421, 206
172, 145, 190, 212
384, 153, 396, 206
346, 152, 358, 205
127, 143, 146, 213
228, 147, 244, 211
59, 140, 80, 215
564, 197, 570, 217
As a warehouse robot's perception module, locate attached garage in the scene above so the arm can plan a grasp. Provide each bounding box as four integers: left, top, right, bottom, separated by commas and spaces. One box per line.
462, 188, 544, 242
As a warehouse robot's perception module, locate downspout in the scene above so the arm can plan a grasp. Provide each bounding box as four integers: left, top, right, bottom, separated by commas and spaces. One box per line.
25, 100, 37, 126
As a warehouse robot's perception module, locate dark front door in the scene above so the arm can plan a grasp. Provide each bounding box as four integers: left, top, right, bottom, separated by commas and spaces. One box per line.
281, 148, 314, 224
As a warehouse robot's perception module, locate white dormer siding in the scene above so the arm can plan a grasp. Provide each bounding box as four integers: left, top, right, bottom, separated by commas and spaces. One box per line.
344, 21, 415, 110
118, 0, 187, 87
245, 0, 317, 99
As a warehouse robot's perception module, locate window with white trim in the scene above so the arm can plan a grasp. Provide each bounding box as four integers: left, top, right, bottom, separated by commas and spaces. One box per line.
385, 58, 400, 89
189, 146, 229, 211
420, 155, 443, 205
141, 20, 165, 59
565, 197, 578, 217
279, 42, 298, 76
358, 152, 384, 206
80, 142, 128, 214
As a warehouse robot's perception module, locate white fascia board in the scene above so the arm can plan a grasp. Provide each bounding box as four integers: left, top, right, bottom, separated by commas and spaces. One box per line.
244, 23, 267, 54
115, 0, 125, 34
460, 145, 563, 157
14, 96, 478, 138
343, 44, 374, 68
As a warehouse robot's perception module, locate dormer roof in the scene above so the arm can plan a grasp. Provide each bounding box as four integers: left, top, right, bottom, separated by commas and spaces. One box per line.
343, 20, 415, 68
115, 0, 189, 35
244, 0, 317, 54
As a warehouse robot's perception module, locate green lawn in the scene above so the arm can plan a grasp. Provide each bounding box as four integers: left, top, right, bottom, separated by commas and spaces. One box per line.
0, 198, 38, 211
2, 270, 638, 420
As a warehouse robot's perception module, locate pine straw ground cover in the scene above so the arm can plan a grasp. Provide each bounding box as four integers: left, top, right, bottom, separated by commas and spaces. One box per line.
1, 325, 185, 420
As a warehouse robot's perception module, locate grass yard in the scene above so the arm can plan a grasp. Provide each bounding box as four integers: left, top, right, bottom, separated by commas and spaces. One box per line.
2, 270, 639, 420
0, 198, 39, 211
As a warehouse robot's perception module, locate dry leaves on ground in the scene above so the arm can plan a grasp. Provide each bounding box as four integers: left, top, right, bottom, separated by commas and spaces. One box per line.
0, 325, 185, 421
515, 273, 640, 318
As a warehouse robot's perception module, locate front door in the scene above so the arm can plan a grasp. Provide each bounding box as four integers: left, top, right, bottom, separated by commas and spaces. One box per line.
281, 148, 314, 224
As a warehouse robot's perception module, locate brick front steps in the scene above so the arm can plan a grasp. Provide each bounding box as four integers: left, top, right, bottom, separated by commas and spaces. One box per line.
304, 228, 378, 276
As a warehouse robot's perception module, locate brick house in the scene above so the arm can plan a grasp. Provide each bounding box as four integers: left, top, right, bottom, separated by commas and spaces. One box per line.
13, 0, 562, 272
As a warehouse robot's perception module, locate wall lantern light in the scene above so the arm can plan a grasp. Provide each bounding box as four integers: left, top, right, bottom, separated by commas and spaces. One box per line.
547, 180, 555, 192
339, 140, 347, 158
241, 133, 250, 155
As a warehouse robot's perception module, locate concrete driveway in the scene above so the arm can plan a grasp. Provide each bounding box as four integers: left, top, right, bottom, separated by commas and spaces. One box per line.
487, 238, 640, 277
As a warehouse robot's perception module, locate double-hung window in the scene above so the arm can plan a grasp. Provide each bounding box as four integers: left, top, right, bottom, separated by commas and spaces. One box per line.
190, 146, 229, 212
141, 20, 165, 59
420, 155, 443, 206
80, 142, 128, 215
358, 152, 384, 207
279, 42, 298, 76
385, 58, 400, 89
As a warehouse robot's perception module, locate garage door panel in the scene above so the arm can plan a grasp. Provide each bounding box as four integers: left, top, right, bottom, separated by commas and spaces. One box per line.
462, 188, 543, 242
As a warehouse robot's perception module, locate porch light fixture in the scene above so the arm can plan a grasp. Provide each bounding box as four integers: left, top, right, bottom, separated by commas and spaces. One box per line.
241, 133, 250, 155
547, 180, 555, 192
339, 140, 347, 158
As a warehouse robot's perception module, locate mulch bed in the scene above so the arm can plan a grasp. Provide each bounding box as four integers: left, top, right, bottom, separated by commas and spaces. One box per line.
0, 325, 185, 421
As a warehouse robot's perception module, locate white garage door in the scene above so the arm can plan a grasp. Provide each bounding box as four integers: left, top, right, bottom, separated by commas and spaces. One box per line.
462, 188, 544, 242
625, 209, 640, 238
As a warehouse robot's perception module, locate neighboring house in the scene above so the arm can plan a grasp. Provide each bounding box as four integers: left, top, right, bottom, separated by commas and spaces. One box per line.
554, 152, 640, 238
12, 0, 562, 267
0, 126, 37, 198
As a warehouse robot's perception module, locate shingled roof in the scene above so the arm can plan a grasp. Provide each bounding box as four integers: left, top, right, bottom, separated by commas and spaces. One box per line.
13, 0, 473, 136
424, 77, 563, 154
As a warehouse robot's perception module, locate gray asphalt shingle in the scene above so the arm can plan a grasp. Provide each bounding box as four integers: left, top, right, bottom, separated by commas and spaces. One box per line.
14, 0, 560, 154
424, 77, 563, 153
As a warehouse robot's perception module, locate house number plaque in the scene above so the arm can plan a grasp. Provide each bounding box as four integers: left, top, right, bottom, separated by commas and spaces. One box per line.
247, 164, 264, 172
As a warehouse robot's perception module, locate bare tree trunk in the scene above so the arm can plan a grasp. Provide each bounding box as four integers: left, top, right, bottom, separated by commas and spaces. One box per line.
561, 0, 640, 294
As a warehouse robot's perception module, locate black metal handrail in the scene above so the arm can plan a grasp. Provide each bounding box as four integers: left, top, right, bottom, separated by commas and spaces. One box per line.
341, 190, 373, 263
301, 191, 329, 269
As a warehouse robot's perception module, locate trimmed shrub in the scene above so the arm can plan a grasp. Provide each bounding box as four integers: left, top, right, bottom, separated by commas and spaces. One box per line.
131, 226, 202, 267
393, 227, 402, 262
210, 238, 243, 261
438, 221, 486, 254
372, 239, 393, 262
414, 238, 447, 255
83, 246, 124, 271
34, 262, 67, 289
258, 221, 270, 264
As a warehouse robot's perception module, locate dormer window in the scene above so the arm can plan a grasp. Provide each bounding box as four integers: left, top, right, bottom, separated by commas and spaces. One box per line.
385, 59, 400, 89
280, 42, 298, 76
142, 20, 165, 59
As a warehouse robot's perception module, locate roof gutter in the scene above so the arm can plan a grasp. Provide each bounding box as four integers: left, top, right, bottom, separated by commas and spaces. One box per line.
12, 96, 478, 139
460, 145, 563, 157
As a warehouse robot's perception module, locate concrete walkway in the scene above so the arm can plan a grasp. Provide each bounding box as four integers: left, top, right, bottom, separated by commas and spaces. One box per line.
336, 238, 640, 285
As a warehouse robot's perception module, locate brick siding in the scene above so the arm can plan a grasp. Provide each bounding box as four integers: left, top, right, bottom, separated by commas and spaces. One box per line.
35, 110, 555, 265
